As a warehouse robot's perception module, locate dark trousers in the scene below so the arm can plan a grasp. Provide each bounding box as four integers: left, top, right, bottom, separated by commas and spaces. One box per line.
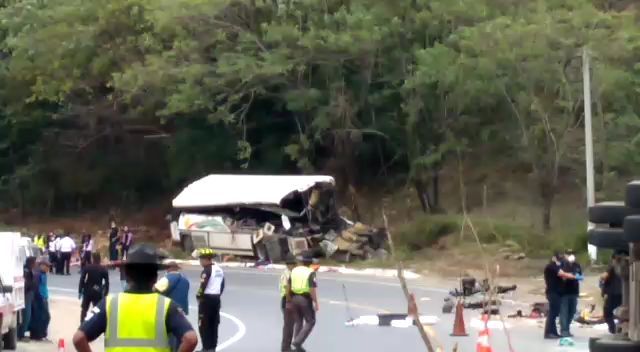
604, 294, 622, 334
81, 251, 92, 269
121, 245, 129, 259
560, 294, 578, 335
18, 292, 34, 339
198, 295, 221, 351
281, 297, 299, 351
109, 245, 118, 262
60, 252, 71, 275
30, 297, 50, 340
291, 294, 315, 347
80, 290, 103, 323
48, 252, 58, 274
544, 292, 561, 337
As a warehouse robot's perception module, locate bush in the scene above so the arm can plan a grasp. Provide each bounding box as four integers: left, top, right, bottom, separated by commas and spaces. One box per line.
394, 215, 460, 252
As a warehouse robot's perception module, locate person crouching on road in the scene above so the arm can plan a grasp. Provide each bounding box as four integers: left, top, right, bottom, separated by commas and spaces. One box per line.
79, 252, 109, 323
280, 255, 298, 352
155, 261, 190, 352
196, 248, 225, 352
72, 243, 198, 352
287, 253, 319, 352
543, 251, 577, 339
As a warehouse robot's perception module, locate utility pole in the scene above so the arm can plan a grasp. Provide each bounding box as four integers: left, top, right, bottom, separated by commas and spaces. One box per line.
583, 47, 598, 263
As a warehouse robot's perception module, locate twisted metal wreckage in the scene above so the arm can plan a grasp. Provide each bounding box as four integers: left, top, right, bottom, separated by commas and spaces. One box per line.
168, 175, 388, 263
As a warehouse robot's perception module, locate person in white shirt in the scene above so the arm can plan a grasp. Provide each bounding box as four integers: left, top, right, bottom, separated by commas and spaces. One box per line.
196, 248, 225, 352
47, 233, 59, 274
58, 234, 76, 275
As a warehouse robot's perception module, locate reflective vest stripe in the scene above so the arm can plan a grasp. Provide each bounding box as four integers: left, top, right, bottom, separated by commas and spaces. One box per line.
291, 266, 312, 294
279, 271, 290, 297
105, 294, 170, 349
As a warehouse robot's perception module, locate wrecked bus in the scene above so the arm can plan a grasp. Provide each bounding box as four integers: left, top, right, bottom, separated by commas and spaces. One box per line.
169, 174, 387, 262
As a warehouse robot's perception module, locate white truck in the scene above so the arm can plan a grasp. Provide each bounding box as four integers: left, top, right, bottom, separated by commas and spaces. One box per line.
169, 174, 336, 258
0, 232, 26, 350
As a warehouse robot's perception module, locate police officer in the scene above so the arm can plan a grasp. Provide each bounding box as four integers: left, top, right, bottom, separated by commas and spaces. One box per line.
288, 253, 319, 352
280, 255, 298, 352
78, 252, 109, 323
196, 248, 225, 352
72, 243, 198, 352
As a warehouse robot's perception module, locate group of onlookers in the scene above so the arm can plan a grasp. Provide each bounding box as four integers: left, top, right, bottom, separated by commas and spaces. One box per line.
544, 249, 626, 339
108, 223, 134, 261
18, 256, 51, 342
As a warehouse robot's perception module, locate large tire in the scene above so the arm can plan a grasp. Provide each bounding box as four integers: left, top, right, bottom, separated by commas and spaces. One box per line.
624, 215, 640, 243
589, 202, 627, 226
3, 326, 17, 350
626, 181, 640, 209
588, 227, 627, 250
591, 337, 640, 352
589, 337, 601, 350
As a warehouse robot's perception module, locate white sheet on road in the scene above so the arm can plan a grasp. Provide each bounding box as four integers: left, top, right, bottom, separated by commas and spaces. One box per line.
172, 174, 335, 208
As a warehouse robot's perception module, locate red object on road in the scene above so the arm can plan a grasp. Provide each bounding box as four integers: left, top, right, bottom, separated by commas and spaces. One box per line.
450, 302, 468, 336
58, 338, 65, 352
476, 315, 492, 352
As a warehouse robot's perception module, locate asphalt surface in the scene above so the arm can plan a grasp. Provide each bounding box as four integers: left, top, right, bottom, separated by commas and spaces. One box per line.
44, 266, 599, 351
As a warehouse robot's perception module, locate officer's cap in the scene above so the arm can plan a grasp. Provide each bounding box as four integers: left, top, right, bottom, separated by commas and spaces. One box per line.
284, 255, 297, 265
123, 243, 168, 268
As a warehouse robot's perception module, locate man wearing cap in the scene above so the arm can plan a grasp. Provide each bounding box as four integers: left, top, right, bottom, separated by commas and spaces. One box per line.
280, 256, 298, 352
196, 248, 225, 352
560, 249, 583, 337
287, 253, 319, 352
155, 261, 190, 352
72, 243, 198, 352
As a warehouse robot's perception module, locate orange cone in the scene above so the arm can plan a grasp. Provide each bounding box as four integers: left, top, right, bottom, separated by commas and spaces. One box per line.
476, 315, 493, 352
450, 302, 468, 336
58, 338, 65, 352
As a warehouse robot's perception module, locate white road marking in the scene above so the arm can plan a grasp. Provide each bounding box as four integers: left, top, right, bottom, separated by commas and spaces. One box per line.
50, 290, 246, 350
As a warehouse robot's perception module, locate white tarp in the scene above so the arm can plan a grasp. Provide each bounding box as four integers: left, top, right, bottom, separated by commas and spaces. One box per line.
172, 174, 335, 209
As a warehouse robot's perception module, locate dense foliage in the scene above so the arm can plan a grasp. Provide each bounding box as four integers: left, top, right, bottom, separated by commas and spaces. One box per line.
0, 0, 638, 230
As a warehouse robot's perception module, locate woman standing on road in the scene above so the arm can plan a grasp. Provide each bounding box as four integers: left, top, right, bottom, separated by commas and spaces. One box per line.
30, 257, 52, 341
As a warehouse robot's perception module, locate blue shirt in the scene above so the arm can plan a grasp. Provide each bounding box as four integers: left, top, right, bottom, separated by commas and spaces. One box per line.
35, 270, 49, 300
163, 272, 190, 315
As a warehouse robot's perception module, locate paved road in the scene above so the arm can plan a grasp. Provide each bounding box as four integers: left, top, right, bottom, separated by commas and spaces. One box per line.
41, 266, 598, 351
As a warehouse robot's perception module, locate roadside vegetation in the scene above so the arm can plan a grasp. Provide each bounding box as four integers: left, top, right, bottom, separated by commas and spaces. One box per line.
0, 0, 638, 265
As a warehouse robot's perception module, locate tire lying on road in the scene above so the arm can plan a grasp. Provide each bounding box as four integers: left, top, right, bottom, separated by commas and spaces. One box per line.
626, 180, 640, 209
591, 338, 640, 352
2, 326, 17, 350
588, 201, 627, 226
623, 215, 640, 243
588, 227, 627, 250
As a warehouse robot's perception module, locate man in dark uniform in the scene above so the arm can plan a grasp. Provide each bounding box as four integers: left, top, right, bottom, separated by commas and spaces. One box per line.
560, 249, 583, 337
602, 250, 626, 334
544, 251, 576, 339
72, 243, 198, 352
78, 252, 109, 323
287, 254, 319, 352
197, 248, 225, 352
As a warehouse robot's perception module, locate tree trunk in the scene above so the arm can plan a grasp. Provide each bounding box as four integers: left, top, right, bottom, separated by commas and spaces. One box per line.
540, 186, 555, 233
413, 179, 432, 213
431, 169, 440, 211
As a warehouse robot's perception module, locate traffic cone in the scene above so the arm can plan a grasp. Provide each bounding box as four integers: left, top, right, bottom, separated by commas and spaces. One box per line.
450, 302, 468, 336
476, 315, 493, 352
58, 338, 65, 352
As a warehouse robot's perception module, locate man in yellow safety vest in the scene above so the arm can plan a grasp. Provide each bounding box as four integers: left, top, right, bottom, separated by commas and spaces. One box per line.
280, 255, 298, 351
72, 243, 198, 352
286, 253, 319, 352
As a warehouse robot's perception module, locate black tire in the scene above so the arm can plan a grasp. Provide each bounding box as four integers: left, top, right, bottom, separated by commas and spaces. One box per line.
624, 215, 640, 243
589, 337, 600, 350
591, 338, 640, 352
626, 181, 640, 209
589, 202, 627, 226
3, 326, 17, 350
588, 228, 627, 250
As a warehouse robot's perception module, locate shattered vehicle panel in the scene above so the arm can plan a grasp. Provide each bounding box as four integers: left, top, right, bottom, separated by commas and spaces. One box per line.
170, 174, 387, 263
